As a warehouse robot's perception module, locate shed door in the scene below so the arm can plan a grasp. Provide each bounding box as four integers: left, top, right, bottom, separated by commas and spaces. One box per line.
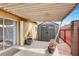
47, 26, 55, 40
41, 25, 55, 41
41, 25, 48, 41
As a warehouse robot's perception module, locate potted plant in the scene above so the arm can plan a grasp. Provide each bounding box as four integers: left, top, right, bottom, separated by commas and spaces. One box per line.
26, 31, 32, 45
48, 40, 56, 54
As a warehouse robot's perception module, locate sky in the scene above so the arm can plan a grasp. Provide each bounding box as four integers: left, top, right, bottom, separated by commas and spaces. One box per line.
61, 6, 79, 26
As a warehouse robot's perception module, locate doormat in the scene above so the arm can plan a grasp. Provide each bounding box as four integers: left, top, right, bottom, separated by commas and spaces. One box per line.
0, 48, 20, 56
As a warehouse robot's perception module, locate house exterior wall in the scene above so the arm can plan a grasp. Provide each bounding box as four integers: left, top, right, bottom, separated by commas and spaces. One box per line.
20, 21, 37, 45
25, 22, 37, 40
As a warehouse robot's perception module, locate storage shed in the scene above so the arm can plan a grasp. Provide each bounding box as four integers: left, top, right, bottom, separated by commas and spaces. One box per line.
37, 22, 59, 42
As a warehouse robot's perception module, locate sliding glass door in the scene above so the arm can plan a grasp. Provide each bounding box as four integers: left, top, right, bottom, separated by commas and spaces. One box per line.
0, 18, 3, 51
0, 18, 18, 51
4, 19, 14, 49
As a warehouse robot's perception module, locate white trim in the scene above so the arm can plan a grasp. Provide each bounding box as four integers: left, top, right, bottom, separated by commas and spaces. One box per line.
20, 21, 24, 46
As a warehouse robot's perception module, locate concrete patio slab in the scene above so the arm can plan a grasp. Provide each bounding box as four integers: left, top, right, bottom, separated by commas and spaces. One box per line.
14, 41, 59, 56
0, 39, 71, 56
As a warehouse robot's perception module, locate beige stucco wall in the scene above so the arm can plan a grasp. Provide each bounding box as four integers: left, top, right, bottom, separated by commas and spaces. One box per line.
25, 21, 37, 40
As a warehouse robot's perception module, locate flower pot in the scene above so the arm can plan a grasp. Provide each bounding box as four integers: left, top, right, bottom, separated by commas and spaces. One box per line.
48, 41, 56, 54
26, 37, 32, 45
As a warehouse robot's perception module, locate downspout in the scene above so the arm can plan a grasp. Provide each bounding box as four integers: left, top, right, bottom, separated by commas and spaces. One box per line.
54, 20, 63, 42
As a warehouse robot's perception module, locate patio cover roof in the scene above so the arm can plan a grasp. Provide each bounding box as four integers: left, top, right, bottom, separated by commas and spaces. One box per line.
0, 3, 78, 21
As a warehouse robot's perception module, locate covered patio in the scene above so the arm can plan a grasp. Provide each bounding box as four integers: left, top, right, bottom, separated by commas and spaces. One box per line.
0, 3, 78, 56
